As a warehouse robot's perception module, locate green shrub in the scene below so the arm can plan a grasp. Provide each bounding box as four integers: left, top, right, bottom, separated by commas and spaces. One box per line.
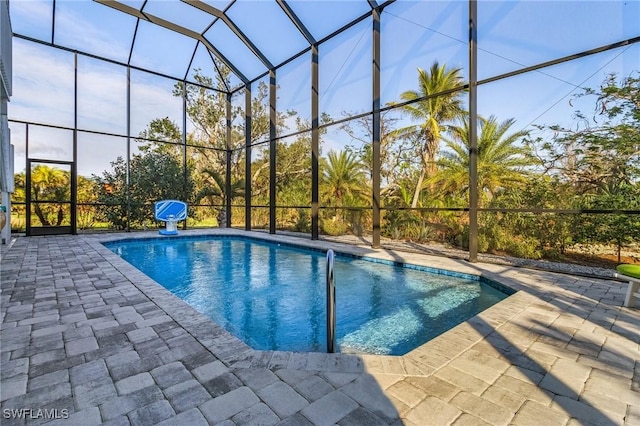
504, 238, 542, 259
320, 219, 348, 236
542, 248, 563, 260
294, 209, 311, 233
477, 233, 490, 253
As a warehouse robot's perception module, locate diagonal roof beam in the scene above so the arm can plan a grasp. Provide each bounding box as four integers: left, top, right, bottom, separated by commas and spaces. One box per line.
182, 0, 274, 70
94, 0, 248, 84
277, 0, 316, 45
199, 37, 246, 85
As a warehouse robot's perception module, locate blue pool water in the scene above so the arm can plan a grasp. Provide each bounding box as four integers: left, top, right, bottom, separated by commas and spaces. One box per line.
105, 236, 512, 355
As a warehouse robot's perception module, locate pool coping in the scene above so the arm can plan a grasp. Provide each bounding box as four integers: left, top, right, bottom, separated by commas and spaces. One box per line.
87, 228, 549, 378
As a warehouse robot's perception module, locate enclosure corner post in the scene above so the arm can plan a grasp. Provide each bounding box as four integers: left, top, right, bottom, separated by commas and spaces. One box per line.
311, 44, 319, 240
468, 0, 479, 262
371, 6, 381, 249
71, 51, 78, 235
269, 69, 277, 234
226, 93, 233, 228
182, 80, 188, 230
245, 85, 252, 231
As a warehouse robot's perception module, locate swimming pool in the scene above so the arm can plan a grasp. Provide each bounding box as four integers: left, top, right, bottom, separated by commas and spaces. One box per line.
105, 235, 513, 355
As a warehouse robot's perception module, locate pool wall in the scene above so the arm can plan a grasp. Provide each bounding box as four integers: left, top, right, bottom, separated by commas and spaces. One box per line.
103, 233, 514, 355
91, 228, 533, 371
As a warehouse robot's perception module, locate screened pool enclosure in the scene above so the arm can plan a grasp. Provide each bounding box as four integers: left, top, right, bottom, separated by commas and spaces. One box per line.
1, 0, 639, 265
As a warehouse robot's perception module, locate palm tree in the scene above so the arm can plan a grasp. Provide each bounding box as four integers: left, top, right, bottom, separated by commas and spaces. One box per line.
394, 61, 466, 208
197, 168, 244, 226
30, 165, 70, 226
321, 150, 367, 220
433, 115, 532, 205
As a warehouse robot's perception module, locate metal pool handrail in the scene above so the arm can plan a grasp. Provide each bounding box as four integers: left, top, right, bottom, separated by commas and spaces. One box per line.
326, 249, 336, 353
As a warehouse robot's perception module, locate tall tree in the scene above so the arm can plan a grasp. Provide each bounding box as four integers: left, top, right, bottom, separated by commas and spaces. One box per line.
339, 110, 411, 191
434, 115, 532, 205
94, 151, 193, 230
321, 150, 367, 210
394, 62, 466, 207
196, 167, 245, 226
576, 183, 640, 263
251, 115, 331, 205
137, 117, 183, 156
30, 165, 70, 226
530, 72, 640, 193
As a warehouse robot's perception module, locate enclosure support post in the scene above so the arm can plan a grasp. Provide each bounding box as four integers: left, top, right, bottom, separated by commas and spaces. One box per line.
371, 7, 381, 249
245, 85, 252, 231
468, 0, 479, 262
126, 66, 131, 233
25, 125, 30, 236
326, 249, 336, 353
225, 93, 232, 228
311, 44, 319, 240
182, 81, 188, 230
269, 70, 277, 234
71, 51, 78, 235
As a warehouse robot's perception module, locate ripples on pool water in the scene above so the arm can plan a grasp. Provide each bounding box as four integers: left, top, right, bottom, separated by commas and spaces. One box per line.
106, 237, 511, 355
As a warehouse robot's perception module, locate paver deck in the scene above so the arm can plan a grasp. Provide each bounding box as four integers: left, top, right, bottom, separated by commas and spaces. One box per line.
1, 229, 638, 425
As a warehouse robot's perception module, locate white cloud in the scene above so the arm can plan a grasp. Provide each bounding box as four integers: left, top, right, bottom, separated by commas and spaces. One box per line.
11, 41, 75, 127
53, 1, 133, 63
9, 38, 185, 177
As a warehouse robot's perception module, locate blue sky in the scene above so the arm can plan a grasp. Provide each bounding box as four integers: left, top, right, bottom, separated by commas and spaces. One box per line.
7, 0, 640, 177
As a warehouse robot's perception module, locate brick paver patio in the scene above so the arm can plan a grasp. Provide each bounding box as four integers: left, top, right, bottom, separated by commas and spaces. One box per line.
1, 229, 638, 425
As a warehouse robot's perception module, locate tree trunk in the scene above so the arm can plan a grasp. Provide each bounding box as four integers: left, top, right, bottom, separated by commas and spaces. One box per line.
56, 205, 64, 226
617, 240, 622, 264
411, 168, 426, 208
34, 203, 50, 226
217, 207, 227, 228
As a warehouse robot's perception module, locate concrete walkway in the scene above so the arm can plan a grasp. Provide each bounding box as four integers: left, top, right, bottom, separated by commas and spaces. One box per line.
1, 229, 638, 425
